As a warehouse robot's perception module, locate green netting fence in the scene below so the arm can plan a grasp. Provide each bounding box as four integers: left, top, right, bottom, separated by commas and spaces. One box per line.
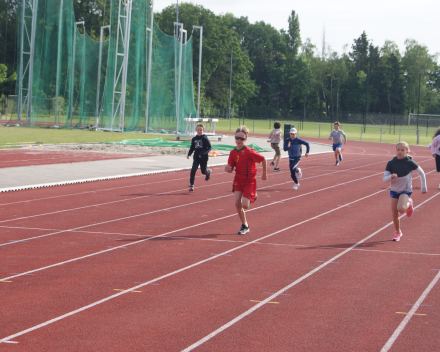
12, 0, 196, 133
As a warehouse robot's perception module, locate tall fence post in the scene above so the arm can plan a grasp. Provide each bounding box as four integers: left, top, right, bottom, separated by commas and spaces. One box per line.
229, 118, 231, 132
253, 120, 254, 133
360, 126, 362, 141
417, 129, 419, 145
380, 127, 382, 143
319, 124, 321, 138
399, 128, 401, 142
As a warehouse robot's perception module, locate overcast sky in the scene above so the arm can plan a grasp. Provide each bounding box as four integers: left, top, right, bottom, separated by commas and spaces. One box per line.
154, 0, 439, 60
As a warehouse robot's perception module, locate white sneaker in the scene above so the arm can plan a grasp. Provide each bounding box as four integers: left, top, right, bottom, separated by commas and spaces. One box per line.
297, 168, 302, 179
292, 183, 299, 190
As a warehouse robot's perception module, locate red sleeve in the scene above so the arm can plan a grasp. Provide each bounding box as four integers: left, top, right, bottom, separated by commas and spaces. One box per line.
228, 150, 236, 167
248, 148, 265, 164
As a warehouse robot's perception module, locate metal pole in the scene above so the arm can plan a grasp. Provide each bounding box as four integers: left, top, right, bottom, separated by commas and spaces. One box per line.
70, 22, 84, 127
364, 72, 368, 132
176, 27, 185, 134
17, 0, 26, 122
228, 37, 233, 120
193, 26, 203, 118
54, 0, 64, 127
145, 1, 154, 133
26, 0, 38, 124
95, 25, 110, 128
417, 73, 421, 131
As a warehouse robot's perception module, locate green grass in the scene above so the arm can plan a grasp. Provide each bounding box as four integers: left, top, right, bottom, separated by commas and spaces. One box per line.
215, 118, 436, 146
0, 126, 176, 147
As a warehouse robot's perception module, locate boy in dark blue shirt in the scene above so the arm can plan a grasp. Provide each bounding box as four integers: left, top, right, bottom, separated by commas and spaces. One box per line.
187, 124, 212, 192
283, 128, 310, 190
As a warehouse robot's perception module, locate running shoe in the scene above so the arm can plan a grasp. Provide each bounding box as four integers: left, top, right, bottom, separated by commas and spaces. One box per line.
189, 185, 194, 192
392, 231, 402, 241
270, 161, 275, 166
274, 167, 282, 172
237, 224, 249, 235
406, 198, 414, 217
205, 169, 212, 181
339, 154, 343, 161
292, 183, 299, 190
335, 161, 339, 166
254, 193, 258, 202
297, 167, 302, 179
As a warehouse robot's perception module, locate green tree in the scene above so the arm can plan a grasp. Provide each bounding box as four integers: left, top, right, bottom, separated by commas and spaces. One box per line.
286, 10, 301, 56
349, 31, 369, 73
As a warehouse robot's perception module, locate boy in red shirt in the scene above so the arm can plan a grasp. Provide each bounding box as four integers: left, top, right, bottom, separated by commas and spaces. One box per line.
225, 125, 268, 234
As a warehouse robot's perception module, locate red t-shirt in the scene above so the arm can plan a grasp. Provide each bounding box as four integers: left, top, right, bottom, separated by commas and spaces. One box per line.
228, 146, 265, 181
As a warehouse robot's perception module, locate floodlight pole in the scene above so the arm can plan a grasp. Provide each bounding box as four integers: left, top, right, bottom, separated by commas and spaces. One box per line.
145, 0, 154, 133
54, 0, 64, 127
228, 27, 236, 120
70, 21, 85, 127
18, 0, 39, 125
95, 25, 110, 129
174, 22, 184, 134
193, 26, 203, 118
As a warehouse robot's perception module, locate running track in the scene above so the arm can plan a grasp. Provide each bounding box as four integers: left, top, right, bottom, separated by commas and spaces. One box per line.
0, 140, 439, 351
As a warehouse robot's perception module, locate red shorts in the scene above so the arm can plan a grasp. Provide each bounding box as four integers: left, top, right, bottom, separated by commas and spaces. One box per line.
232, 177, 257, 203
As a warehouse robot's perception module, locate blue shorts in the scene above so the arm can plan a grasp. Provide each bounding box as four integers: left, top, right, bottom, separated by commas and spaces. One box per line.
390, 190, 412, 199
332, 143, 342, 151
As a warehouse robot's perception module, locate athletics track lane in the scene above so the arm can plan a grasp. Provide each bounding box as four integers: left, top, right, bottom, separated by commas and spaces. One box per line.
0, 148, 151, 168
1, 140, 439, 351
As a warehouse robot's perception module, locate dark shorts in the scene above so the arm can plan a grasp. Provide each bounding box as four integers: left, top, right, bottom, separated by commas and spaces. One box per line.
271, 143, 281, 156
436, 154, 440, 172
332, 143, 342, 151
390, 190, 412, 199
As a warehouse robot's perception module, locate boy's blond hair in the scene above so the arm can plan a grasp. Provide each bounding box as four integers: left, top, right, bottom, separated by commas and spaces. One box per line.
334, 121, 340, 126
236, 125, 249, 138
196, 124, 205, 130
396, 141, 410, 152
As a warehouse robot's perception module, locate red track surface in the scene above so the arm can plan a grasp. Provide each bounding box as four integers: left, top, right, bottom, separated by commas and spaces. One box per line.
1, 139, 439, 351
0, 149, 152, 168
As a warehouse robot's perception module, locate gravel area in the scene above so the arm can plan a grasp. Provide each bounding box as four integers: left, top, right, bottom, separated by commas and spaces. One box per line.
41, 143, 189, 155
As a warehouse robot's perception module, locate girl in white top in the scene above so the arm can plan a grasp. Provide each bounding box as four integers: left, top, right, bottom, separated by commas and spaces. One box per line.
430, 126, 440, 189
267, 121, 282, 171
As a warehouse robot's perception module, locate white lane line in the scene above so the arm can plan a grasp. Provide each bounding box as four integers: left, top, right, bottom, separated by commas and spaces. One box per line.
181, 192, 440, 352
380, 269, 440, 352
0, 156, 393, 226
0, 186, 395, 344
0, 171, 385, 281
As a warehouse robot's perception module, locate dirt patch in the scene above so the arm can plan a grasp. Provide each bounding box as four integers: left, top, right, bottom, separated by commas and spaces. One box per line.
41, 143, 189, 155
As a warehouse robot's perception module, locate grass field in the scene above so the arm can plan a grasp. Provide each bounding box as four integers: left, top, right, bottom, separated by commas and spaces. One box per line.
0, 118, 437, 148
0, 126, 176, 147
215, 118, 438, 146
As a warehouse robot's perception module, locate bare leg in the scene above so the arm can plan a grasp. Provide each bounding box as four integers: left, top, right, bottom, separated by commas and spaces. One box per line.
274, 154, 281, 168
397, 194, 410, 214
235, 191, 247, 225
391, 198, 400, 232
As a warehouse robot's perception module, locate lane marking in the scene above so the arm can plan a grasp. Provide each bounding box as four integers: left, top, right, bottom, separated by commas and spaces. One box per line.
1, 154, 410, 249
381, 268, 440, 352
395, 312, 426, 316
1, 280, 12, 283
0, 154, 393, 227
1, 171, 387, 281
114, 289, 142, 293
180, 192, 440, 352
250, 300, 279, 304
3, 189, 437, 345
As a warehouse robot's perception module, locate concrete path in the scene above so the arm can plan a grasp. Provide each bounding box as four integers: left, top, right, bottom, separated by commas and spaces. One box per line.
0, 136, 332, 192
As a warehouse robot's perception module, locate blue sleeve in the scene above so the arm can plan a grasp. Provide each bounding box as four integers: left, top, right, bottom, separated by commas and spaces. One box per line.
283, 138, 290, 151
300, 139, 310, 153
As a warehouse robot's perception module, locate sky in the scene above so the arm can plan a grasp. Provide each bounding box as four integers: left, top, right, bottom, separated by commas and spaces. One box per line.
154, 0, 440, 60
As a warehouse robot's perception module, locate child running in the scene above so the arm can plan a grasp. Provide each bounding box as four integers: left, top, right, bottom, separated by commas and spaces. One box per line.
267, 121, 282, 171
187, 124, 212, 192
430, 126, 440, 189
383, 141, 427, 242
225, 125, 267, 234
283, 127, 309, 190
328, 121, 347, 166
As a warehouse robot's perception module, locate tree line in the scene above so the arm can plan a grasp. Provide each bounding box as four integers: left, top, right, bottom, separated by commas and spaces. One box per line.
1, 1, 439, 118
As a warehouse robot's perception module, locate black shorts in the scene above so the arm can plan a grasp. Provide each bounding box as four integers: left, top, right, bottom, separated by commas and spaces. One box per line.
436, 154, 440, 172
